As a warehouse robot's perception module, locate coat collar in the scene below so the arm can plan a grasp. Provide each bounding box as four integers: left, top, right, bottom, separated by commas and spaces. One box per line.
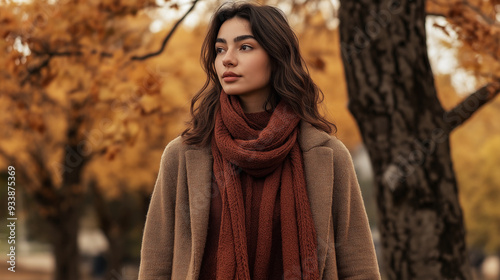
184, 120, 334, 279
298, 120, 332, 151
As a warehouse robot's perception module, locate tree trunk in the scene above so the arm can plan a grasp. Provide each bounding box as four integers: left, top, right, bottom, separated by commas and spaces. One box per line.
89, 180, 129, 279
106, 235, 125, 279
50, 209, 80, 280
48, 140, 87, 280
338, 0, 471, 279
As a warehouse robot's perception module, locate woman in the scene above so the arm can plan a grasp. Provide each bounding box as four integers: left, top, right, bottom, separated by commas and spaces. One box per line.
138, 2, 380, 279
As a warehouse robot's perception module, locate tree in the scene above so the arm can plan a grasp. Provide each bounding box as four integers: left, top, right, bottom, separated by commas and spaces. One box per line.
0, 0, 200, 279
338, 0, 500, 279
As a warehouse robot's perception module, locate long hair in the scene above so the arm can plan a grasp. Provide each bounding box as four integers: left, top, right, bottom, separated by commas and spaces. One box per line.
182, 2, 336, 146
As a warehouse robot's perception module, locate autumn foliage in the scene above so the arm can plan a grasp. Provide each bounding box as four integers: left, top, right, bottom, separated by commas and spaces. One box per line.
0, 0, 499, 278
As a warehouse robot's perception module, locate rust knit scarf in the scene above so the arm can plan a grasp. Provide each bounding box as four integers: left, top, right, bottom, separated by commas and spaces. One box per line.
211, 90, 320, 279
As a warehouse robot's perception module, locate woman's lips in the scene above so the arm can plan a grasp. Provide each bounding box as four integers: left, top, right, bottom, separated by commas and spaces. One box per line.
222, 71, 241, 82
223, 76, 240, 82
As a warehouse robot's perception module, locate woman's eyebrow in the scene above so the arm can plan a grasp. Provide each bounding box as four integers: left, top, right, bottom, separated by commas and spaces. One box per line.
216, 35, 256, 44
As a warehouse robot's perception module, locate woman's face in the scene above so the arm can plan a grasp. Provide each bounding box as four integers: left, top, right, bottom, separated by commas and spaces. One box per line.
214, 17, 272, 108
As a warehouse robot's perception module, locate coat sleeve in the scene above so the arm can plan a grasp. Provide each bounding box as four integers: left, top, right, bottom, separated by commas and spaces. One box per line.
138, 139, 181, 279
330, 138, 381, 279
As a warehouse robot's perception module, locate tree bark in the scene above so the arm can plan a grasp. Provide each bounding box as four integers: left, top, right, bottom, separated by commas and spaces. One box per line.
50, 208, 80, 280
47, 137, 87, 280
106, 237, 125, 279
339, 0, 471, 279
89, 180, 128, 279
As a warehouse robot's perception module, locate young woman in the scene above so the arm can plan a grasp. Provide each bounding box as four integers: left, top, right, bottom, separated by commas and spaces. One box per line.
138, 2, 380, 279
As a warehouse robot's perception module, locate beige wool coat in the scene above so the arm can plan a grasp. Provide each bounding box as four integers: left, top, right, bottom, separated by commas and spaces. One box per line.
138, 121, 381, 280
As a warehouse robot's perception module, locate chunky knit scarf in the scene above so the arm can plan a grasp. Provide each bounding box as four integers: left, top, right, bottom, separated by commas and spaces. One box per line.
211, 90, 319, 279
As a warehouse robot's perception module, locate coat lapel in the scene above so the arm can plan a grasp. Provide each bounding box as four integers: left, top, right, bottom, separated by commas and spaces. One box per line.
299, 121, 335, 278
185, 148, 213, 279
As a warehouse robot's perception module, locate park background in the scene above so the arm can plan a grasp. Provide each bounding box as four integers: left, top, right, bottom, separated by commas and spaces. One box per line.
0, 0, 499, 279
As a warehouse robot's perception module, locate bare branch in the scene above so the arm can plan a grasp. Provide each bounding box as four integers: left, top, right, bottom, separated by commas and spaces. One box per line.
131, 0, 201, 61
461, 0, 499, 26
427, 0, 499, 26
444, 81, 500, 132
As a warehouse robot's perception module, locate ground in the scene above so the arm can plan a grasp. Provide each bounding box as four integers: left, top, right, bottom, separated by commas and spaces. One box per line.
0, 262, 52, 280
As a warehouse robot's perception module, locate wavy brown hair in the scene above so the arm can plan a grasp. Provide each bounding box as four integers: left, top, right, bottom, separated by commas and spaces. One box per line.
182, 2, 336, 146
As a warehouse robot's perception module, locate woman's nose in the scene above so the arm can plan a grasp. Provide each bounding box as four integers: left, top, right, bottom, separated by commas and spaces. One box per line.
222, 50, 237, 67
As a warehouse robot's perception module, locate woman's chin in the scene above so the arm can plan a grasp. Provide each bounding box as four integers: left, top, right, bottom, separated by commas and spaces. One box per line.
223, 90, 242, 96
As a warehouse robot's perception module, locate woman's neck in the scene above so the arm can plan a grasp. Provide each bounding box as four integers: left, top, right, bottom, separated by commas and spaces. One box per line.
238, 92, 270, 113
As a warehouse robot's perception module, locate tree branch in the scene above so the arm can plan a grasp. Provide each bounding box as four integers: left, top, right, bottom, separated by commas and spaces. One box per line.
444, 81, 500, 132
427, 0, 499, 26
461, 0, 499, 26
21, 51, 82, 85
131, 0, 200, 61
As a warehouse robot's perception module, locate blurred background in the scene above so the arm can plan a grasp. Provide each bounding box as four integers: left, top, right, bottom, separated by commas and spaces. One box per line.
0, 0, 499, 279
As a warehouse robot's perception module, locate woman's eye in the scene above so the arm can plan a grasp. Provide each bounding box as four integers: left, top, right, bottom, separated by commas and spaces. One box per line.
241, 45, 253, 51
216, 47, 225, 54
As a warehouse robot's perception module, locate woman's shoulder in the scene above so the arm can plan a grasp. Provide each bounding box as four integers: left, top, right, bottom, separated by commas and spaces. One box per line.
324, 135, 351, 157
299, 121, 354, 167
323, 135, 358, 172
300, 121, 350, 154
160, 135, 210, 161
160, 136, 184, 157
